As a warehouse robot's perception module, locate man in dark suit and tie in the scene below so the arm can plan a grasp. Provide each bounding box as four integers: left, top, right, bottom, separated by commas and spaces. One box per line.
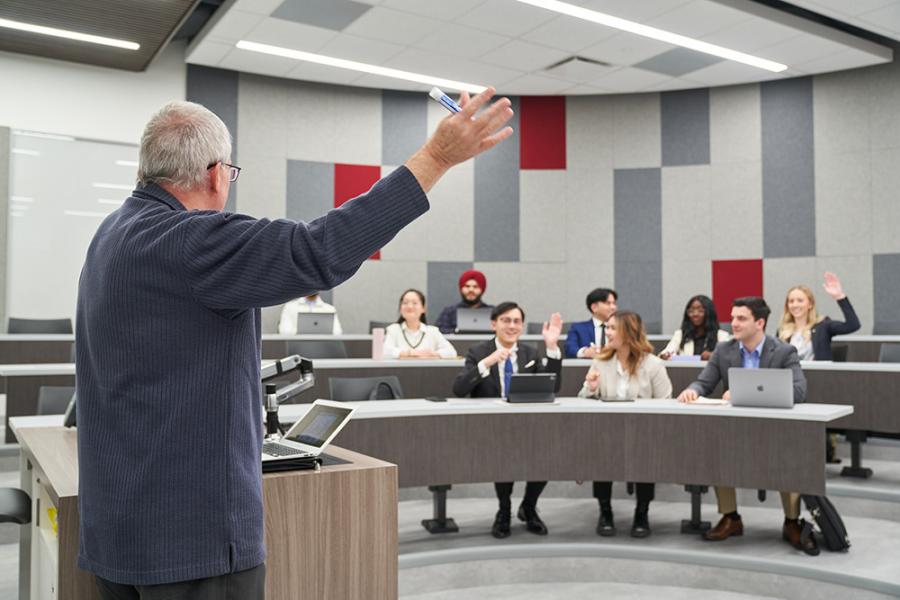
677, 296, 818, 555
453, 302, 563, 539
565, 288, 617, 358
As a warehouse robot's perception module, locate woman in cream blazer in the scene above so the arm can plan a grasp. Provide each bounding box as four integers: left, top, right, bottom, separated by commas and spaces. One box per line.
578, 311, 672, 539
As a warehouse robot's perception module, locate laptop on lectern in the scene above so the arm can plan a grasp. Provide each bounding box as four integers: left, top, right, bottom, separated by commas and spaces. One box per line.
261, 400, 356, 462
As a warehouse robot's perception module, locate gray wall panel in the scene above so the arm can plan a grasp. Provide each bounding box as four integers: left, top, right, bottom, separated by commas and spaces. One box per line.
474, 97, 520, 262
0, 127, 8, 327
286, 160, 332, 223
874, 253, 900, 334
614, 168, 662, 332
382, 90, 427, 166
187, 65, 239, 212
427, 261, 474, 324
661, 89, 710, 166
761, 77, 816, 258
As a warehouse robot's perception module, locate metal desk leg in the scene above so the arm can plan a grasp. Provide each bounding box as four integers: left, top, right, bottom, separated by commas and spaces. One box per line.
841, 430, 873, 479
681, 484, 711, 534
421, 484, 459, 534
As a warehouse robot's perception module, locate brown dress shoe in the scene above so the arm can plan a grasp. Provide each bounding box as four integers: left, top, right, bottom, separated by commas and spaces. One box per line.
703, 515, 743, 541
783, 519, 820, 556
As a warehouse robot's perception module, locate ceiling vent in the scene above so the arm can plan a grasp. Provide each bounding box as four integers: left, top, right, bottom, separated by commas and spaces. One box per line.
544, 55, 614, 82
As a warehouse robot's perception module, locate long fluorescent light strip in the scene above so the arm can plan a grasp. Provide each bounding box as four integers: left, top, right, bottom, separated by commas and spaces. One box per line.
236, 40, 487, 93
64, 210, 112, 218
0, 17, 139, 50
12, 149, 40, 156
92, 183, 133, 190
13, 131, 75, 142
514, 0, 787, 73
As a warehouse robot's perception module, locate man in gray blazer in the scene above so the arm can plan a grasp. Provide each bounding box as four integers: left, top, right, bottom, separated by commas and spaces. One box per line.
677, 297, 818, 555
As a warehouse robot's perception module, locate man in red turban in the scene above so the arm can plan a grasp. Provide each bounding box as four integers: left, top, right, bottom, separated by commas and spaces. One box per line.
435, 269, 493, 333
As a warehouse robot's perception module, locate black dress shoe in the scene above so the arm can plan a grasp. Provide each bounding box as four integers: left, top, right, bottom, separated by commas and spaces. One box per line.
596, 507, 616, 537
517, 505, 548, 535
491, 510, 511, 539
631, 507, 651, 538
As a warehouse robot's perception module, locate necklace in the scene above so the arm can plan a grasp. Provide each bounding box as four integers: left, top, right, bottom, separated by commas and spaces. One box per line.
401, 326, 426, 349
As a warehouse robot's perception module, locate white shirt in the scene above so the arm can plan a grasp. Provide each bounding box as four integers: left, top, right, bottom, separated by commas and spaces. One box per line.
477, 339, 562, 397
615, 359, 631, 400
382, 322, 457, 359
790, 331, 814, 361
278, 296, 343, 335
576, 317, 607, 358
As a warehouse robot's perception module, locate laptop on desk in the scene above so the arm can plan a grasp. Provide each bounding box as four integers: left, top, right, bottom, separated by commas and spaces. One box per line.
296, 312, 334, 334
456, 307, 493, 333
728, 368, 794, 409
262, 400, 356, 462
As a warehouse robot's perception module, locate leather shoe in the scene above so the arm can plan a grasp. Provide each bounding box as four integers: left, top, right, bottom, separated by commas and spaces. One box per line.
517, 505, 548, 535
631, 507, 651, 538
596, 507, 616, 537
491, 510, 511, 539
703, 515, 743, 541
783, 519, 820, 556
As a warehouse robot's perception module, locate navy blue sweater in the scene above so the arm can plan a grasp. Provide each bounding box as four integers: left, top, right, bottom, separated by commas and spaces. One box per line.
75, 167, 428, 585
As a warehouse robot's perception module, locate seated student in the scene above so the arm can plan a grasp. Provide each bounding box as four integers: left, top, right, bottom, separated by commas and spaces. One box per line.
578, 311, 672, 538
659, 295, 730, 360
435, 269, 494, 333
777, 272, 861, 464
566, 288, 618, 358
278, 292, 343, 335
453, 302, 563, 539
677, 297, 818, 555
383, 289, 457, 359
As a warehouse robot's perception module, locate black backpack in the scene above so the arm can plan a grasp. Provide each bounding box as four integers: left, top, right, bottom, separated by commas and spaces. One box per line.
801, 495, 850, 552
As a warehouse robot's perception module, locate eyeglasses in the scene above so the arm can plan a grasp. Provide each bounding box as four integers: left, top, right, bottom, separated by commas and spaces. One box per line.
497, 317, 523, 326
207, 161, 242, 182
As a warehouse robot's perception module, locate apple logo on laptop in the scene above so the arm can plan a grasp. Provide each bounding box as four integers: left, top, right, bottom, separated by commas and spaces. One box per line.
756, 385, 764, 392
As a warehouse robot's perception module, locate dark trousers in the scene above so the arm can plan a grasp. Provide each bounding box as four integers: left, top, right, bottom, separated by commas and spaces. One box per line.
96, 563, 265, 600
593, 481, 655, 505
495, 481, 547, 512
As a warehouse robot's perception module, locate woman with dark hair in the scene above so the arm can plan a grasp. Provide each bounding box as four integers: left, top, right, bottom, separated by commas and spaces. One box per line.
578, 311, 672, 538
659, 295, 730, 360
383, 289, 457, 359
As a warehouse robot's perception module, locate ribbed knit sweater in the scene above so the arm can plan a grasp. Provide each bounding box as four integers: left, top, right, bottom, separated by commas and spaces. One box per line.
75, 167, 428, 585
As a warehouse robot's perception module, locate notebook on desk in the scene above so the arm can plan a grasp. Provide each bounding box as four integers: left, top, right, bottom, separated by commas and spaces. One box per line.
262, 400, 356, 463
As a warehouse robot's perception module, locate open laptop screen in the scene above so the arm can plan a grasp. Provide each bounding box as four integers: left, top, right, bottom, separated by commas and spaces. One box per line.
284, 402, 354, 448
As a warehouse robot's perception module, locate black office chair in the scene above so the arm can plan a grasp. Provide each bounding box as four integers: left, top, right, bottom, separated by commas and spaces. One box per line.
831, 344, 849, 363
526, 322, 571, 335
0, 488, 31, 525
368, 321, 393, 331
38, 386, 76, 415
329, 376, 403, 401
286, 340, 348, 359
879, 343, 900, 363
8, 317, 73, 334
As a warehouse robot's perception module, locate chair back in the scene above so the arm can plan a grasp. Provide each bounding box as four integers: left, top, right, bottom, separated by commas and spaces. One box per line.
286, 340, 348, 359
369, 320, 393, 331
830, 344, 849, 363
879, 343, 900, 363
329, 376, 404, 401
37, 386, 76, 415
0, 488, 31, 525
526, 322, 571, 335
8, 317, 73, 334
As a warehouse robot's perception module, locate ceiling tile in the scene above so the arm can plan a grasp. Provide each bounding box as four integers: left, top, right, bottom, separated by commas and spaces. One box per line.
580, 32, 677, 66
544, 56, 618, 82
756, 34, 847, 66
246, 18, 338, 51
317, 33, 405, 63
409, 23, 510, 59
454, 0, 557, 37
479, 39, 570, 71
646, 0, 752, 38
285, 62, 365, 85
797, 0, 895, 17
701, 18, 799, 53
794, 46, 892, 73
271, 0, 373, 31
499, 73, 579, 95
574, 0, 693, 21
589, 66, 672, 91
520, 15, 619, 53
350, 73, 433, 92
683, 60, 782, 86
859, 3, 900, 33
384, 47, 523, 86
186, 40, 233, 66
634, 47, 723, 77
381, 0, 486, 21
220, 47, 299, 77
207, 9, 266, 42
231, 0, 285, 16
343, 6, 442, 44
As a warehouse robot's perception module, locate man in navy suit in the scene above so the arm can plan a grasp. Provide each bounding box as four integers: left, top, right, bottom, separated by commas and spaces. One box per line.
565, 288, 618, 358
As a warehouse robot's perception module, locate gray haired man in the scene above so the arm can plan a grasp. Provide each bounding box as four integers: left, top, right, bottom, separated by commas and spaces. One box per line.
76, 89, 513, 599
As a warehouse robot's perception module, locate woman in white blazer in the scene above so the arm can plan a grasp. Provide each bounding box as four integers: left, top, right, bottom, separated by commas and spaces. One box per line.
578, 310, 672, 538
383, 289, 457, 359
659, 295, 730, 360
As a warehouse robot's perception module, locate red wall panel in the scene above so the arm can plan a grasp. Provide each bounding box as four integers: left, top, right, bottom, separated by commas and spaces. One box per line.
519, 96, 566, 170
334, 163, 383, 260
712, 259, 764, 323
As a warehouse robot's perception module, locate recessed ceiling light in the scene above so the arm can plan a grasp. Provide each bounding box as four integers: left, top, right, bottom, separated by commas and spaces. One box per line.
235, 40, 487, 93
0, 17, 140, 50
513, 0, 788, 73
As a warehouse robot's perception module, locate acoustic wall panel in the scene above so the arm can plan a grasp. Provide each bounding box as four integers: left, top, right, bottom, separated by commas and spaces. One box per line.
564, 168, 614, 266
662, 259, 712, 335
661, 165, 711, 261
520, 170, 567, 263
661, 88, 710, 167
814, 150, 871, 257
519, 95, 566, 169
709, 161, 763, 261
565, 95, 614, 171
612, 93, 660, 169
813, 69, 871, 155
817, 254, 873, 336
286, 160, 333, 223
710, 84, 761, 164
382, 90, 427, 167
564, 259, 616, 328
762, 257, 817, 334
234, 152, 287, 218
712, 259, 763, 324
874, 253, 900, 334
870, 148, 900, 254
332, 260, 427, 333
426, 261, 474, 325
334, 163, 382, 259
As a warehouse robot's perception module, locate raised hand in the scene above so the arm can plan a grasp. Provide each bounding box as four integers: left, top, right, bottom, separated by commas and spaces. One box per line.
822, 272, 846, 300
542, 312, 563, 350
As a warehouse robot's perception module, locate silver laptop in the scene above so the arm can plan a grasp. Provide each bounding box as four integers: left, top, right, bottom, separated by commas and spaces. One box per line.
296, 312, 334, 334
728, 368, 794, 408
456, 307, 493, 333
261, 400, 356, 462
